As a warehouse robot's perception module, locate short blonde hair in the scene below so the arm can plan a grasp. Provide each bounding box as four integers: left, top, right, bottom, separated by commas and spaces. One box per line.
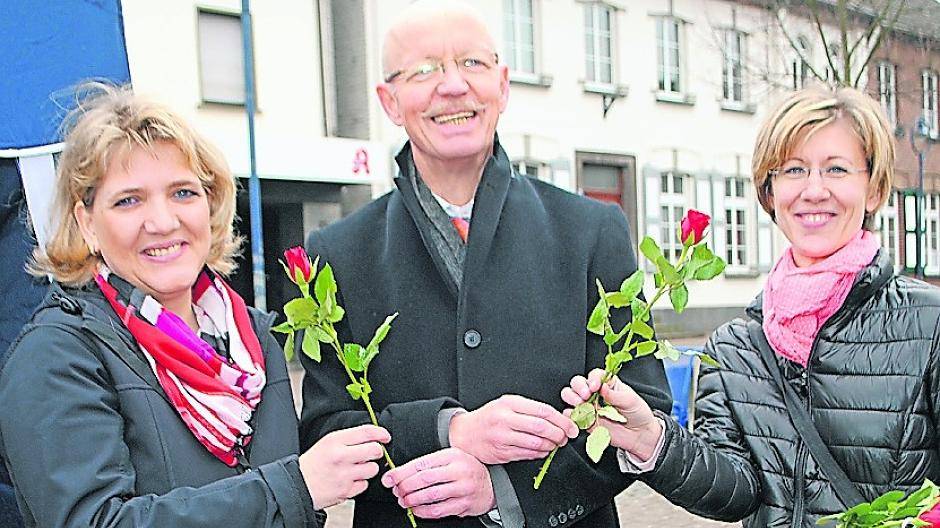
752, 86, 895, 230
30, 83, 242, 286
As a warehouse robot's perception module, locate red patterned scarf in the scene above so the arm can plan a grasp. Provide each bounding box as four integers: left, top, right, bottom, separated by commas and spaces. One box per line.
95, 266, 266, 466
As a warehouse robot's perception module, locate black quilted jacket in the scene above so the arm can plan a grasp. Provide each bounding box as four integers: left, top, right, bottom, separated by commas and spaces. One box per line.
643, 249, 940, 528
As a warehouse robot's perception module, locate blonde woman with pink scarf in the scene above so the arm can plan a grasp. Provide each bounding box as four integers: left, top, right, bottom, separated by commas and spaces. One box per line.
562, 87, 940, 528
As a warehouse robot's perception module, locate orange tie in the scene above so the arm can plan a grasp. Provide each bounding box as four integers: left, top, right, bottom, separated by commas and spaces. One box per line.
451, 217, 470, 243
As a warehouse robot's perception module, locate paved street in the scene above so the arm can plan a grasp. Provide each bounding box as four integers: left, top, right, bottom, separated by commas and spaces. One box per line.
323, 483, 740, 527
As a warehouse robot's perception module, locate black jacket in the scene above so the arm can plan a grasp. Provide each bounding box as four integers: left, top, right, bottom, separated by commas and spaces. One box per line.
301, 141, 672, 528
0, 283, 319, 528
643, 250, 940, 528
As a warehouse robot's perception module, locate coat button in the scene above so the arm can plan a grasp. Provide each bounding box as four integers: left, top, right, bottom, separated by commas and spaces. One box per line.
548, 515, 558, 527
59, 297, 82, 315
463, 329, 481, 348
558, 512, 568, 524
567, 508, 576, 519
575, 505, 584, 516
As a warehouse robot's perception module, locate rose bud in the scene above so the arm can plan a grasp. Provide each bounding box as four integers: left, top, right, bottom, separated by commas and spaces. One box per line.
283, 246, 313, 285
680, 209, 711, 246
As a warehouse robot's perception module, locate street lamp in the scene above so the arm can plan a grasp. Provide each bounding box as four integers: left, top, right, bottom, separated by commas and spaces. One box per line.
910, 116, 933, 277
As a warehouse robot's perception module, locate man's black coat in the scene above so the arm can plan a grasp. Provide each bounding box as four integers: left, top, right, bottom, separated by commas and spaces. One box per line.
301, 142, 671, 528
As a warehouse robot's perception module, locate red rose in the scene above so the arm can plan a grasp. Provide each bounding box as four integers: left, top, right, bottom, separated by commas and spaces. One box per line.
921, 503, 940, 526
680, 209, 710, 246
283, 246, 313, 285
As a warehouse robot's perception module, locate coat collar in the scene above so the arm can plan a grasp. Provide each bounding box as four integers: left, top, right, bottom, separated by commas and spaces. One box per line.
392, 136, 513, 298
746, 248, 894, 327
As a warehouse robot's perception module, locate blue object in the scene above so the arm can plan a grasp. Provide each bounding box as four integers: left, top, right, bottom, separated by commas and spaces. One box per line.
0, 484, 23, 528
0, 0, 130, 151
663, 346, 702, 428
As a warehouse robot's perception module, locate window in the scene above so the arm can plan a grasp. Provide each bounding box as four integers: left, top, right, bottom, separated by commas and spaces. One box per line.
656, 18, 682, 93
584, 3, 614, 84
659, 171, 689, 261
504, 0, 536, 75
197, 10, 247, 105
791, 37, 809, 90
927, 194, 940, 276
512, 160, 553, 182
877, 62, 897, 127
924, 70, 939, 138
722, 31, 745, 103
877, 192, 900, 270
724, 177, 748, 267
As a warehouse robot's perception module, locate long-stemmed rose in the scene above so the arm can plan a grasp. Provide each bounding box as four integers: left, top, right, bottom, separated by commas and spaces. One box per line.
817, 480, 940, 527
533, 209, 725, 489
274, 247, 417, 527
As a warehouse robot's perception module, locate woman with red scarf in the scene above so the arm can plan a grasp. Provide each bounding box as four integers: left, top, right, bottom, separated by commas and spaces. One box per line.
0, 85, 387, 527
562, 87, 940, 527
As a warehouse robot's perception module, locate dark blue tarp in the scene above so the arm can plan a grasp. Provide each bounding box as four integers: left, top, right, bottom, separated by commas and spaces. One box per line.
0, 0, 130, 150
0, 3, 130, 525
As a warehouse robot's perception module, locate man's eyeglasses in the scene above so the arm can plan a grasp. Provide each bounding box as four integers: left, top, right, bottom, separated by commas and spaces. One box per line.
768, 164, 869, 182
384, 53, 499, 84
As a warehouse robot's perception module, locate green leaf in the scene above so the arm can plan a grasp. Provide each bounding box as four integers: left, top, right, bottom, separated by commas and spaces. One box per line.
631, 298, 650, 322
697, 353, 720, 368
587, 299, 609, 335
314, 327, 333, 343
301, 329, 321, 361
635, 341, 658, 357
669, 283, 689, 314
597, 405, 627, 423
361, 345, 380, 371
327, 304, 345, 323
870, 491, 906, 511
284, 332, 296, 362
605, 292, 631, 308
639, 237, 661, 266
586, 426, 611, 463
653, 272, 664, 289
360, 378, 373, 397
630, 319, 654, 340
366, 313, 398, 352
658, 257, 680, 284
346, 382, 363, 400
343, 343, 365, 372
654, 340, 681, 362
284, 297, 319, 326
605, 353, 621, 372
603, 326, 623, 346
314, 263, 337, 305
683, 244, 714, 278
271, 321, 293, 334
619, 270, 644, 302
570, 402, 597, 430
694, 257, 727, 281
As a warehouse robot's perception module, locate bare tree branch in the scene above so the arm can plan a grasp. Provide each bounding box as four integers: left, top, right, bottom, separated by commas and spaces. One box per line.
808, 0, 841, 85
771, 1, 827, 82
847, 0, 892, 60
852, 0, 906, 86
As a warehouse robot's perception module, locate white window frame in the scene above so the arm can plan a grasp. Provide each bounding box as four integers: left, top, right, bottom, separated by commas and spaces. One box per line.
924, 70, 939, 139
658, 171, 690, 262
656, 17, 682, 94
877, 62, 897, 127
197, 8, 247, 106
504, 0, 538, 78
877, 192, 901, 271
512, 159, 554, 183
584, 3, 615, 85
722, 30, 745, 104
791, 37, 810, 90
723, 176, 749, 270
926, 194, 940, 276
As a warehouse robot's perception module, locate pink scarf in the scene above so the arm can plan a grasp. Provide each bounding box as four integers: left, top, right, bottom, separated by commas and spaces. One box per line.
762, 230, 880, 366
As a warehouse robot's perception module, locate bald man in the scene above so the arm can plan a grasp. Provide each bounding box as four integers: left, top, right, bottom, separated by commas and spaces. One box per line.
300, 2, 671, 526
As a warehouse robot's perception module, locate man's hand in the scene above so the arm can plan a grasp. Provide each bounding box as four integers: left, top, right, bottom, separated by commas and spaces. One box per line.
561, 369, 662, 461
298, 424, 390, 509
381, 447, 495, 519
448, 394, 578, 464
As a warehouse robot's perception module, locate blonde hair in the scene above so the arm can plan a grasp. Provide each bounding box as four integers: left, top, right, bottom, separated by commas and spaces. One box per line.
752, 86, 895, 230
30, 83, 242, 286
